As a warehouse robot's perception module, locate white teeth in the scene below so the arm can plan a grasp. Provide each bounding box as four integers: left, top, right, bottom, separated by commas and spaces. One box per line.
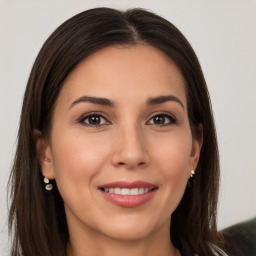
103, 187, 152, 195
130, 188, 139, 195
121, 188, 130, 195
114, 188, 121, 194
138, 188, 144, 194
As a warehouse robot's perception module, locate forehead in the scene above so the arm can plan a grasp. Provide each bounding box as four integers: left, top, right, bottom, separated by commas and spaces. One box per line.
58, 44, 187, 108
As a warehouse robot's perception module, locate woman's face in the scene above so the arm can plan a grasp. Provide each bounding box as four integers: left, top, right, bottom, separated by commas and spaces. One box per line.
38, 45, 202, 241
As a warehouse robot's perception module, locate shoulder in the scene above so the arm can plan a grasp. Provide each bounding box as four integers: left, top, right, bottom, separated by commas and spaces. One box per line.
193, 244, 228, 256
179, 239, 228, 256
208, 243, 229, 256
221, 217, 256, 256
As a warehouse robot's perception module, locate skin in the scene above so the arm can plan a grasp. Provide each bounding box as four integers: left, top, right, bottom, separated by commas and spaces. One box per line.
35, 44, 203, 256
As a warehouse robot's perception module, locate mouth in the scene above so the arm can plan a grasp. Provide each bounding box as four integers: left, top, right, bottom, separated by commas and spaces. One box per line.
99, 187, 157, 195
98, 181, 159, 208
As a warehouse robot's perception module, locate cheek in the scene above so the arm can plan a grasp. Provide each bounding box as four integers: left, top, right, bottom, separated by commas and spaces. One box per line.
150, 132, 192, 212
50, 129, 111, 201
151, 131, 192, 176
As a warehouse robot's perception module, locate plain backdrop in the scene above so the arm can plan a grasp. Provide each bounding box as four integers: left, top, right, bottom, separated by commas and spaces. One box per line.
0, 0, 256, 254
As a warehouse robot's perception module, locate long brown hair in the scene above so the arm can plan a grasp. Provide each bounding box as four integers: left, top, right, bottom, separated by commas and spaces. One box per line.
8, 7, 220, 255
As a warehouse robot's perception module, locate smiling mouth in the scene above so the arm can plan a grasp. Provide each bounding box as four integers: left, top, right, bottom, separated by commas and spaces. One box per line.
100, 187, 158, 195
98, 181, 158, 208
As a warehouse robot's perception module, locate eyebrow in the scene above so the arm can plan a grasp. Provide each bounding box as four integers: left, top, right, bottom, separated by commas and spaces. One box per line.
69, 94, 184, 109
69, 96, 115, 109
147, 95, 184, 109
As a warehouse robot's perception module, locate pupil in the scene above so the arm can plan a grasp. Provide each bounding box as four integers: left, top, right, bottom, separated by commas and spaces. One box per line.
154, 116, 165, 124
89, 116, 100, 124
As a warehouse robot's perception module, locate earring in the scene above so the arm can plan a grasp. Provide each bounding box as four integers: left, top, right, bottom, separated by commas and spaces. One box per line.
188, 170, 195, 188
44, 177, 53, 191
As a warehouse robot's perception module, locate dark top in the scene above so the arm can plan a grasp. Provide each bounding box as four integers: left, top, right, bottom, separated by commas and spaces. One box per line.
179, 239, 228, 256
221, 217, 256, 256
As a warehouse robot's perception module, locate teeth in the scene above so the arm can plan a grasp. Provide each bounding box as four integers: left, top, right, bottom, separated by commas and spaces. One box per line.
103, 187, 151, 195
138, 188, 144, 194
121, 188, 130, 195
114, 188, 121, 194
130, 188, 138, 195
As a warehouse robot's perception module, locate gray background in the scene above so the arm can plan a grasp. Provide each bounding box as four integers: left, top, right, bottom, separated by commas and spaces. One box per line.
1, 0, 256, 254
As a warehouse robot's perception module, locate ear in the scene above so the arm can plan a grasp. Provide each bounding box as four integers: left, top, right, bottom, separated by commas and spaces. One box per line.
189, 124, 203, 176
33, 129, 55, 179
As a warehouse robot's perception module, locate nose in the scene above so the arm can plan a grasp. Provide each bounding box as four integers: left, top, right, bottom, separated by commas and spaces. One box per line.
111, 124, 150, 170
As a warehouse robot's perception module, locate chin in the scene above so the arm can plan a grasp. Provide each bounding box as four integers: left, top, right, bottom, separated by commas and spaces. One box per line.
98, 215, 161, 241
105, 227, 153, 241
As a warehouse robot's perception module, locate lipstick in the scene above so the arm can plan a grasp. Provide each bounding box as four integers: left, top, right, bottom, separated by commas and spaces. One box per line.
98, 181, 158, 208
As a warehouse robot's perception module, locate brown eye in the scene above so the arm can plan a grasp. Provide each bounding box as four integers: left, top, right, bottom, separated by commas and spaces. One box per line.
148, 114, 176, 125
80, 114, 108, 126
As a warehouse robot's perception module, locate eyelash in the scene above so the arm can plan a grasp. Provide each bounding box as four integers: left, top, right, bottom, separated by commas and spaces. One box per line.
147, 113, 177, 126
79, 113, 109, 127
78, 112, 177, 128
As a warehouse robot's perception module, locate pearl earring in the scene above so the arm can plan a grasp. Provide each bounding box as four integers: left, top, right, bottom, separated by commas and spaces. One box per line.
44, 177, 53, 191
187, 170, 196, 188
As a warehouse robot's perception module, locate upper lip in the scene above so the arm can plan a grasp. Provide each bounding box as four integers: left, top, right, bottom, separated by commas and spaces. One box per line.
98, 181, 158, 190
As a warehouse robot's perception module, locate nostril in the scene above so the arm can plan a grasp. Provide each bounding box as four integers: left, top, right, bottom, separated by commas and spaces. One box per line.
118, 161, 145, 166
117, 161, 145, 167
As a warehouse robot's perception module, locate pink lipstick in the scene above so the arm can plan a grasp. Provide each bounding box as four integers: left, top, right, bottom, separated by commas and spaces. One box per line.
98, 181, 158, 208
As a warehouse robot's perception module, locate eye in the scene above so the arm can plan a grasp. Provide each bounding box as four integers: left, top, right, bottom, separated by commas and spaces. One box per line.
79, 113, 109, 127
148, 114, 176, 126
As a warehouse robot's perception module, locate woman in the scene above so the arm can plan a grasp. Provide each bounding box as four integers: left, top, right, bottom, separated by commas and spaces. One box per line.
8, 7, 227, 256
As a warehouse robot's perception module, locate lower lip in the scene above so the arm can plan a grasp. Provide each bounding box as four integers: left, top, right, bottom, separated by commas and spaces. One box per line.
99, 189, 157, 208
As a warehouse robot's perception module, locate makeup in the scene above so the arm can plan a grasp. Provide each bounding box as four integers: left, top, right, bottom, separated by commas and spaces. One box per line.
98, 181, 158, 208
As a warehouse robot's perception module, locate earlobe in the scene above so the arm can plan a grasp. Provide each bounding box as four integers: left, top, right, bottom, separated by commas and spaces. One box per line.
33, 129, 55, 179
